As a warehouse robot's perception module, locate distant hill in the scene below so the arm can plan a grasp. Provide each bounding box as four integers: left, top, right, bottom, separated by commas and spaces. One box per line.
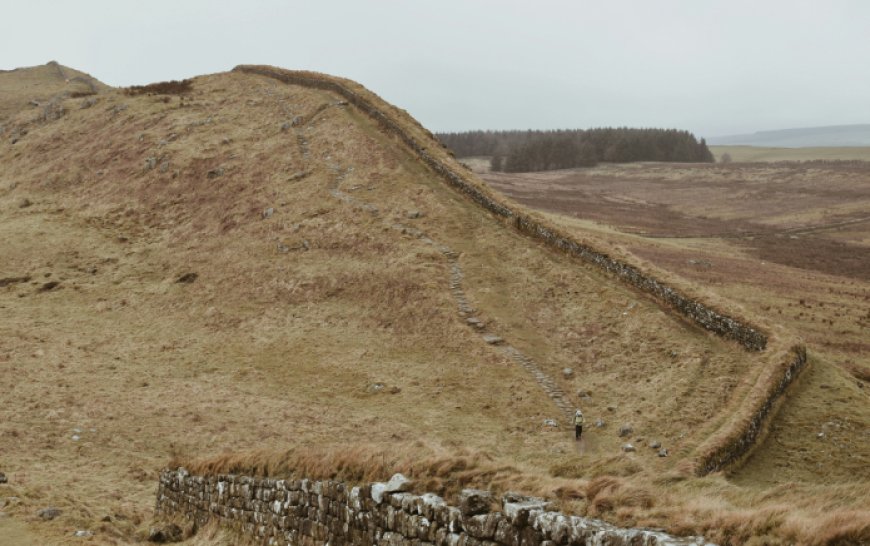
0, 61, 108, 122
708, 124, 870, 147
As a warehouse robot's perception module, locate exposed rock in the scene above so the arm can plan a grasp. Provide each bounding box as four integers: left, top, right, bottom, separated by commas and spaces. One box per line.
594, 418, 606, 428
658, 448, 669, 457
406, 210, 422, 219
276, 243, 290, 254
482, 334, 503, 345
649, 440, 661, 449
459, 489, 492, 516
562, 367, 574, 379
0, 472, 6, 484
466, 317, 484, 328
37, 507, 62, 520
176, 273, 198, 284
262, 207, 274, 219
280, 121, 292, 132
542, 419, 558, 428
290, 115, 303, 127
367, 383, 385, 393
144, 157, 158, 171
618, 424, 633, 437
38, 281, 60, 292
622, 443, 636, 453
148, 523, 182, 543
73, 530, 93, 537
71, 434, 80, 441
206, 167, 224, 179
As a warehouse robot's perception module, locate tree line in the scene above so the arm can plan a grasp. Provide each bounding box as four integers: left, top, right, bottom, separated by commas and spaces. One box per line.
436, 128, 714, 172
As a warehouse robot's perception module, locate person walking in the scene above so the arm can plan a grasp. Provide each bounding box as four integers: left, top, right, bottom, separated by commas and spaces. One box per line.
574, 409, 584, 440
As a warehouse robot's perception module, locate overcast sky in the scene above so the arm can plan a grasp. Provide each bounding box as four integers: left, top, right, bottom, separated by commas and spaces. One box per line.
3, 0, 869, 137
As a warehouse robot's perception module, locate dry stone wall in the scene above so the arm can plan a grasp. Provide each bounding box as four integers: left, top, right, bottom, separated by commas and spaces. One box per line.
230, 66, 808, 475
156, 469, 712, 546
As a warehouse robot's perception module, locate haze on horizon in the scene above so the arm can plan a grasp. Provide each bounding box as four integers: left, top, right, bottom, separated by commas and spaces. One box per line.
2, 0, 868, 139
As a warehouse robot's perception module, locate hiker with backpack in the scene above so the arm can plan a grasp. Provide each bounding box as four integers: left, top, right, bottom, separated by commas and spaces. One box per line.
574, 409, 584, 440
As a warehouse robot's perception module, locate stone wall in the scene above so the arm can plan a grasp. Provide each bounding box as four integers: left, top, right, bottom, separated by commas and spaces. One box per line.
230, 65, 808, 475
156, 469, 711, 546
233, 65, 765, 352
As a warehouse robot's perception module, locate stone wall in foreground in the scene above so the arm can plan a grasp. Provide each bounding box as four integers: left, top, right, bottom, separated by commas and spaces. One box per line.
230, 65, 808, 475
156, 469, 711, 546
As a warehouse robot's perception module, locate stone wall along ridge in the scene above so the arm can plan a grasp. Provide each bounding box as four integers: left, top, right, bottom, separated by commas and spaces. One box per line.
156, 468, 714, 546
230, 65, 808, 475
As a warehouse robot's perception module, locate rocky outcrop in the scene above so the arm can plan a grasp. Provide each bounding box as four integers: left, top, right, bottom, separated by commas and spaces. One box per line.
156, 469, 712, 546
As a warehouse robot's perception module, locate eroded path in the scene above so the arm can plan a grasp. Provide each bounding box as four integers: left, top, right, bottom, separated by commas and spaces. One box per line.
286, 98, 575, 423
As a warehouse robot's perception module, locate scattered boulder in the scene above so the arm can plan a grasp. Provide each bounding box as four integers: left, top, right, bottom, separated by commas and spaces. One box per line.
148, 523, 182, 543
367, 383, 385, 393
577, 389, 591, 399
618, 424, 633, 437
144, 157, 158, 171
73, 530, 93, 538
0, 472, 7, 484
290, 115, 303, 127
658, 448, 669, 457
562, 367, 574, 379
622, 443, 636, 453
406, 210, 422, 219
176, 273, 198, 284
37, 507, 62, 520
459, 489, 493, 516
594, 418, 606, 428
542, 419, 558, 428
206, 167, 224, 179
280, 121, 292, 132
262, 207, 274, 219
649, 440, 661, 449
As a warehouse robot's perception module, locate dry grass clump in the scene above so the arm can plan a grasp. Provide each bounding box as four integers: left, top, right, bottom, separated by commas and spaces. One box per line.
125, 79, 193, 96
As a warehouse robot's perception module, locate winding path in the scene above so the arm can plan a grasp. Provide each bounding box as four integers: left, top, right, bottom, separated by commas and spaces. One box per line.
284, 96, 575, 423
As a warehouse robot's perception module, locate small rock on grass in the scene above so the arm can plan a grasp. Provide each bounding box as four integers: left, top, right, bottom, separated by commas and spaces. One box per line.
618, 424, 633, 437
0, 472, 6, 484
37, 507, 62, 520
622, 443, 636, 453
148, 523, 182, 543
176, 273, 197, 284
73, 530, 93, 537
658, 448, 669, 457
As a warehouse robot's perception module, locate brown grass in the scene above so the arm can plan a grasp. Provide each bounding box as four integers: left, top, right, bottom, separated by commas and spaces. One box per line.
0, 66, 864, 545
124, 79, 193, 96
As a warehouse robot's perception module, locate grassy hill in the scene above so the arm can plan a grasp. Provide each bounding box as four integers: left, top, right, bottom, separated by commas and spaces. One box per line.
0, 61, 108, 123
0, 67, 865, 545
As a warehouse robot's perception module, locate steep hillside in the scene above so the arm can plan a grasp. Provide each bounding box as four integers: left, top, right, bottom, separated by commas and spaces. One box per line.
0, 67, 862, 545
0, 61, 107, 123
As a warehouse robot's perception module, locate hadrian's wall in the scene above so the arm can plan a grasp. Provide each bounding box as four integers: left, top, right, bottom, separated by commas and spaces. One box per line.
156, 469, 712, 546
230, 65, 808, 475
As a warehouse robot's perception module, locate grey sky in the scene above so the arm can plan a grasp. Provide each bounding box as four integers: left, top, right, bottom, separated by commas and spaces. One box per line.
3, 0, 869, 138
